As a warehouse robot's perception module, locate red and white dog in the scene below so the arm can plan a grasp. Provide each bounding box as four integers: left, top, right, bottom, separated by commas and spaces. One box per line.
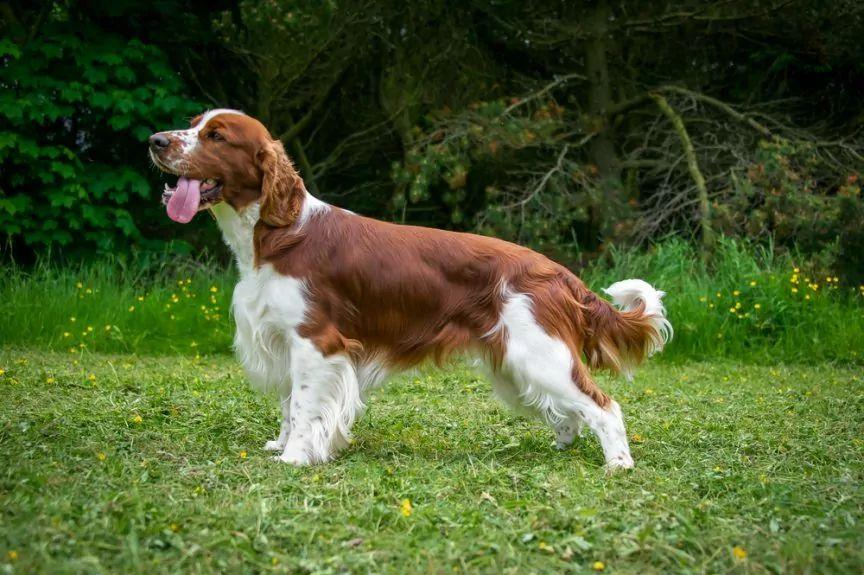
149, 109, 671, 470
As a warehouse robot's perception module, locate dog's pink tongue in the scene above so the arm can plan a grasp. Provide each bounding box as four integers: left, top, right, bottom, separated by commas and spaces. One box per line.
166, 177, 201, 223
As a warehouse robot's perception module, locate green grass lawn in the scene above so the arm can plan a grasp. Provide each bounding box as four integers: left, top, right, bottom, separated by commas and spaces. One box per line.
1, 350, 862, 574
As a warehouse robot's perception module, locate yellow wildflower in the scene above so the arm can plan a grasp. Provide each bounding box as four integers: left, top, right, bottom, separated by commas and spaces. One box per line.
128, 306, 135, 312
70, 316, 76, 322
105, 325, 112, 331
592, 561, 605, 571
791, 288, 798, 293
239, 450, 247, 459
733, 290, 740, 296
46, 377, 55, 384
63, 332, 71, 338
0, 369, 5, 377
732, 546, 747, 560
631, 433, 644, 443
97, 452, 106, 461
87, 373, 96, 382
7, 550, 18, 561
400, 498, 413, 517
210, 286, 218, 293
170, 523, 180, 532
538, 541, 555, 553
76, 282, 83, 289
749, 281, 757, 287
132, 414, 143, 424
793, 267, 800, 273
754, 304, 761, 310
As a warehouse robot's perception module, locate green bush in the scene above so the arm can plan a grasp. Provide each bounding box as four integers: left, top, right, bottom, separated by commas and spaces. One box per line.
0, 23, 200, 253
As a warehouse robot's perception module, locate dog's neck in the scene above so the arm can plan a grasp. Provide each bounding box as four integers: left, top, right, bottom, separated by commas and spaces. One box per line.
211, 192, 330, 276
211, 202, 259, 276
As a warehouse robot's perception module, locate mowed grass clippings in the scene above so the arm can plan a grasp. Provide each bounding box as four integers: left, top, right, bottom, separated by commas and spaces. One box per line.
0, 350, 862, 574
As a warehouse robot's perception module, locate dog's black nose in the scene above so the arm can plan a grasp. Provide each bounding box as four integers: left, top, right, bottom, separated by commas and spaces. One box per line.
149, 133, 170, 149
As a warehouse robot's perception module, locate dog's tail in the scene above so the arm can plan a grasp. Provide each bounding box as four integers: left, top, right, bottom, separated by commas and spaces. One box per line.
582, 279, 672, 379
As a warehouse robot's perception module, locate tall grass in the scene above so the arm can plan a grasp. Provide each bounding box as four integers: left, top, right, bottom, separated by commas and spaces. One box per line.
1, 239, 862, 362
0, 257, 235, 355
582, 238, 864, 363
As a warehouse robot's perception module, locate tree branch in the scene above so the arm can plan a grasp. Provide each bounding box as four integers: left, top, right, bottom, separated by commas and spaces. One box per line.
650, 93, 713, 249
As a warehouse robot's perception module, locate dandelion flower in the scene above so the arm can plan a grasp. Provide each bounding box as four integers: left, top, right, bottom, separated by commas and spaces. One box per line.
0, 369, 5, 377
210, 286, 218, 293
793, 267, 800, 273
733, 290, 740, 296
7, 550, 18, 561
754, 303, 761, 310
732, 546, 748, 560
46, 377, 55, 384
87, 373, 96, 382
239, 450, 247, 459
749, 281, 757, 287
128, 306, 135, 312
76, 282, 83, 289
97, 452, 106, 461
791, 288, 798, 293
592, 561, 605, 571
63, 332, 71, 338
170, 523, 180, 532
631, 433, 644, 442
400, 498, 413, 517
132, 414, 143, 424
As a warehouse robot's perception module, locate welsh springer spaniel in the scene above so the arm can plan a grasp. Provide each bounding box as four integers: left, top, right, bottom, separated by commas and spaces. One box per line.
149, 109, 671, 470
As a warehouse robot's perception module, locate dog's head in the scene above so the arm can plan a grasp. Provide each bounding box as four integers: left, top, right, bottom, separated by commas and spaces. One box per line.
149, 110, 304, 226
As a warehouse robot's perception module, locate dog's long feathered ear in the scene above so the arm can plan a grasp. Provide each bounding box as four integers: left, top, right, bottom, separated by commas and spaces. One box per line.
257, 139, 305, 227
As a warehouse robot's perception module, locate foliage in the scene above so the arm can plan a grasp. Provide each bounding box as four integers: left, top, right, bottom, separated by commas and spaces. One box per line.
2, 0, 864, 269
1, 351, 862, 572
0, 5, 201, 254
1, 240, 862, 363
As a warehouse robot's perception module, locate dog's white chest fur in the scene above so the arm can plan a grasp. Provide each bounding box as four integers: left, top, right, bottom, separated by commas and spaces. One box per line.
212, 203, 307, 394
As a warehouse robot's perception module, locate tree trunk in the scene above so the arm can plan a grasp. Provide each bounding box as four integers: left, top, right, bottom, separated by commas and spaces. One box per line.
584, 0, 621, 246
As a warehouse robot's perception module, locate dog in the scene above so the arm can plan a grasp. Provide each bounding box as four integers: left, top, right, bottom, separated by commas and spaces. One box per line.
149, 109, 671, 469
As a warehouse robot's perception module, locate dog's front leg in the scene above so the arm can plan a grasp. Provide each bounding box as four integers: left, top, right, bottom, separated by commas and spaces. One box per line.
263, 394, 291, 451
276, 337, 362, 466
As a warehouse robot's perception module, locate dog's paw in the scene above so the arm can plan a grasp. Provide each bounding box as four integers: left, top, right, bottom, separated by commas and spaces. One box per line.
263, 439, 286, 452
274, 444, 313, 466
604, 453, 635, 474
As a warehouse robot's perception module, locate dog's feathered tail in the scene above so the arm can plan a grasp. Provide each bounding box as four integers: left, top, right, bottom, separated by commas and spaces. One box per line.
583, 279, 672, 379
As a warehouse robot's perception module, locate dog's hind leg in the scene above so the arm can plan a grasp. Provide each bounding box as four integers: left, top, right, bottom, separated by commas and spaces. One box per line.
497, 291, 633, 470
489, 369, 585, 450
276, 335, 362, 466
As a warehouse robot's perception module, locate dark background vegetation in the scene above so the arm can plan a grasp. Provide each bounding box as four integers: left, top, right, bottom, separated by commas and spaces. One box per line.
2, 0, 863, 278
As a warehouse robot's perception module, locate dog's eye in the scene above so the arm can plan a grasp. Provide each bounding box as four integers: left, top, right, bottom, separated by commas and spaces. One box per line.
208, 131, 224, 141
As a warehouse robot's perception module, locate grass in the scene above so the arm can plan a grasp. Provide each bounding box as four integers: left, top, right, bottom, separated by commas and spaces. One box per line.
1, 349, 862, 573
1, 239, 863, 362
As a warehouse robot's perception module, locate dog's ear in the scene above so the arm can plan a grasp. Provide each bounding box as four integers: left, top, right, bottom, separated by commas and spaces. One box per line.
257, 139, 304, 227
